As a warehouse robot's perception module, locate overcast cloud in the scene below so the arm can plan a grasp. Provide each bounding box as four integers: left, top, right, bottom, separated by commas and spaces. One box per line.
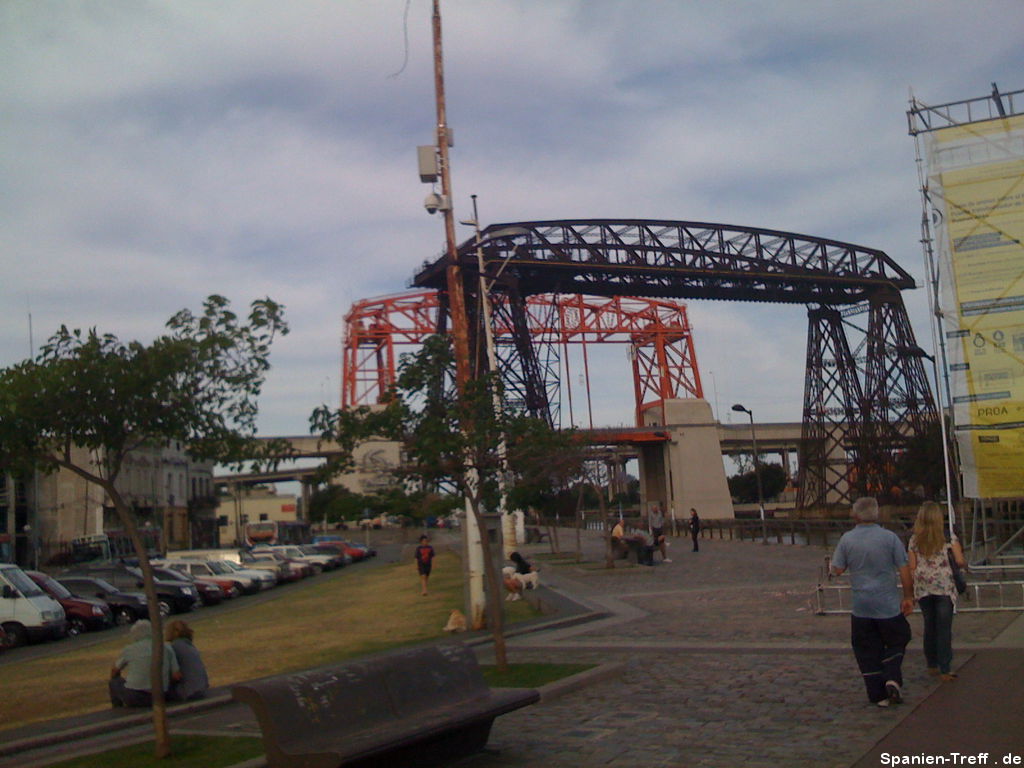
3, 0, 1023, 443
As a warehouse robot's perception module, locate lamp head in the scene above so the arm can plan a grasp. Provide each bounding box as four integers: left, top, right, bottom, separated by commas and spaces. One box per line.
731, 403, 749, 414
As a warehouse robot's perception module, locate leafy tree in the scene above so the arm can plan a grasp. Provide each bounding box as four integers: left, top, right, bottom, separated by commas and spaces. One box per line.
311, 334, 585, 669
308, 485, 372, 525
727, 462, 788, 503
0, 295, 287, 758
894, 419, 953, 501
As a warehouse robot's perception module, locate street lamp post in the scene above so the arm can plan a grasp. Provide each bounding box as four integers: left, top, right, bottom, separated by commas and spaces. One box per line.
732, 403, 767, 544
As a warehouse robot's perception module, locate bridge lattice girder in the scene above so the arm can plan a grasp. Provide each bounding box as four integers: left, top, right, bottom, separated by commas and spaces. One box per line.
411, 218, 935, 508
342, 290, 702, 426
413, 219, 916, 305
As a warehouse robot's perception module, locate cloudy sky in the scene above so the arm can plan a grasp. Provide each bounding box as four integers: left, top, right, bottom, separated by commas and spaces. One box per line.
3, 1, 1023, 442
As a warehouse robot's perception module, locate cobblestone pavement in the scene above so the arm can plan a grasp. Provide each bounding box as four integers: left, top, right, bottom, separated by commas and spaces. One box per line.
465, 529, 1019, 768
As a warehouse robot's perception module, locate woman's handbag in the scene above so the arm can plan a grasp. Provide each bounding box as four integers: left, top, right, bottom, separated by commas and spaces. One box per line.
948, 546, 967, 596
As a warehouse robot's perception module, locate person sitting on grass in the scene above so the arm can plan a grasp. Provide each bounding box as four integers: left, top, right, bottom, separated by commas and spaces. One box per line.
166, 619, 209, 702
109, 619, 181, 708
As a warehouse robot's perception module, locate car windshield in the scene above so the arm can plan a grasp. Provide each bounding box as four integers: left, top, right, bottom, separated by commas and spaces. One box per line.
300, 546, 322, 555
281, 548, 303, 558
5, 568, 45, 597
206, 561, 230, 574
37, 574, 72, 599
157, 568, 194, 582
90, 578, 119, 593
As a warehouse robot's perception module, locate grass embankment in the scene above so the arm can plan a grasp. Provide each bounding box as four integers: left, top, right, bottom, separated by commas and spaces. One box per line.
1, 551, 537, 732
482, 663, 594, 688
47, 736, 264, 768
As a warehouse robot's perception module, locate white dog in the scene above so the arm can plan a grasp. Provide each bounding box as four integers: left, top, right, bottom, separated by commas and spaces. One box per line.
514, 571, 540, 591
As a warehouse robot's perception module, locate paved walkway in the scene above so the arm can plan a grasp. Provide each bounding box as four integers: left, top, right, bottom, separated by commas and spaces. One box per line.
2, 527, 1022, 767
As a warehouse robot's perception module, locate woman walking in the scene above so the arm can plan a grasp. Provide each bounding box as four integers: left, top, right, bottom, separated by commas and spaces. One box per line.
908, 501, 966, 681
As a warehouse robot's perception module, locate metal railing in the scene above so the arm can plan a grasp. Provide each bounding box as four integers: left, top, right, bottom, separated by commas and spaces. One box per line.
815, 578, 1024, 614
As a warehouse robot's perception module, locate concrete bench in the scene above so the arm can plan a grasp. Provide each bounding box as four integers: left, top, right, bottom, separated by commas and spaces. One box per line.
232, 642, 539, 768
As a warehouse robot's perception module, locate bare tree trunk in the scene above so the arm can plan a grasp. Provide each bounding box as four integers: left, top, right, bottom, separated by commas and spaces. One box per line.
469, 497, 508, 671
107, 485, 170, 759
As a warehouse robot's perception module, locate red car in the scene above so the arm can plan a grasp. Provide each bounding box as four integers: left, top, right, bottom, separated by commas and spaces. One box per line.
26, 570, 114, 636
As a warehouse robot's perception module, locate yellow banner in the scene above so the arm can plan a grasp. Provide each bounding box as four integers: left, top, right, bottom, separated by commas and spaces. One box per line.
928, 113, 1024, 498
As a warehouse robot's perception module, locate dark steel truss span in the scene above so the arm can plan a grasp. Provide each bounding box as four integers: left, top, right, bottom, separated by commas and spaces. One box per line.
413, 219, 916, 305
411, 218, 934, 509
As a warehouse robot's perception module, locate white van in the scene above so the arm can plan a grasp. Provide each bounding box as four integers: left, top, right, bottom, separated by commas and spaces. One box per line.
1, 563, 67, 647
164, 549, 279, 587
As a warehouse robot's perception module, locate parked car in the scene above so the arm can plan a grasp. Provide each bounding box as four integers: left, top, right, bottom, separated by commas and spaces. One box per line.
252, 545, 338, 572
315, 540, 371, 562
0, 563, 66, 647
298, 545, 346, 569
247, 552, 308, 582
26, 570, 113, 636
162, 559, 266, 595
149, 566, 229, 605
59, 562, 199, 615
56, 575, 149, 625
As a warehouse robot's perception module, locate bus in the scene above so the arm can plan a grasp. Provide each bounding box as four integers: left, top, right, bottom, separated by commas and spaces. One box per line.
244, 520, 310, 547
70, 528, 162, 564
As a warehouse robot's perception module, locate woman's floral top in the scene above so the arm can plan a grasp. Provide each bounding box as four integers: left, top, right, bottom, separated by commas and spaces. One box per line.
908, 533, 959, 602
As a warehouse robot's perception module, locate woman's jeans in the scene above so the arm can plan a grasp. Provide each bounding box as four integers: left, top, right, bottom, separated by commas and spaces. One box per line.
918, 594, 954, 674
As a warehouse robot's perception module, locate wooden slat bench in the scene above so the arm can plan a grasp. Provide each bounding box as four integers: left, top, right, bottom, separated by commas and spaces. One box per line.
232, 642, 539, 768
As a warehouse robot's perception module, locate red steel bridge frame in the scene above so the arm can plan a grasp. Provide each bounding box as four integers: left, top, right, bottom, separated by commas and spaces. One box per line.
342, 291, 703, 427
410, 219, 938, 508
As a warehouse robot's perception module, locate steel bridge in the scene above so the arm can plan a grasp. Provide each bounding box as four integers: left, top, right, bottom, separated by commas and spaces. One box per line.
410, 219, 937, 508
342, 290, 702, 427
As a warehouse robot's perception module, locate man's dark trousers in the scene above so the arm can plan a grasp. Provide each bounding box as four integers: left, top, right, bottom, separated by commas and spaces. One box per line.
851, 614, 912, 703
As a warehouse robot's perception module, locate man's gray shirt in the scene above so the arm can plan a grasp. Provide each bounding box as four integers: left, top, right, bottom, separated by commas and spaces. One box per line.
831, 523, 907, 619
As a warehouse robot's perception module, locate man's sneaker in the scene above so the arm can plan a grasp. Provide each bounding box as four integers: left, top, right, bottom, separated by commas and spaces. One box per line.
663, 558, 672, 563
885, 681, 902, 705
876, 698, 890, 708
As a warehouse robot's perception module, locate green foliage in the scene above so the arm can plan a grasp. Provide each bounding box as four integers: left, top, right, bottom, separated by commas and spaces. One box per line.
479, 662, 595, 688
47, 736, 263, 768
894, 419, 950, 501
727, 462, 788, 503
310, 334, 586, 514
308, 485, 371, 524
0, 294, 289, 479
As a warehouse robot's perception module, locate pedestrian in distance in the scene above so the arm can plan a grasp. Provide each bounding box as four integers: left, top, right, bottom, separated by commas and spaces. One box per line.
908, 501, 966, 682
689, 508, 701, 552
830, 497, 914, 708
108, 619, 181, 708
415, 534, 436, 596
649, 503, 671, 562
165, 619, 209, 702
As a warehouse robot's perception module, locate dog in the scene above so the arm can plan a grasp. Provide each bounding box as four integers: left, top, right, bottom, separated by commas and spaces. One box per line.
514, 571, 540, 591
443, 608, 467, 633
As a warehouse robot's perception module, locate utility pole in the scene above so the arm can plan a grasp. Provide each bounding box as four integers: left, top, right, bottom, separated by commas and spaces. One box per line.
431, 0, 485, 630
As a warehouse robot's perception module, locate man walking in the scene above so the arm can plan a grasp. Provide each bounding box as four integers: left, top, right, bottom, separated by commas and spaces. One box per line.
830, 497, 914, 707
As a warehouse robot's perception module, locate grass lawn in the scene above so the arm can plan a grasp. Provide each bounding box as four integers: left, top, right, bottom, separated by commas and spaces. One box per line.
0, 551, 539, 732
481, 663, 595, 688
46, 735, 263, 768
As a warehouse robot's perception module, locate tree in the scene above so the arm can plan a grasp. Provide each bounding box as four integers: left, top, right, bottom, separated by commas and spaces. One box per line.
0, 295, 287, 758
894, 419, 952, 502
727, 462, 788, 503
311, 334, 585, 669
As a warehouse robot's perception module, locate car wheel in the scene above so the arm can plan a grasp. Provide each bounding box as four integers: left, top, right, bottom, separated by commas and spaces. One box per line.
68, 618, 88, 637
1, 623, 27, 648
114, 608, 135, 626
